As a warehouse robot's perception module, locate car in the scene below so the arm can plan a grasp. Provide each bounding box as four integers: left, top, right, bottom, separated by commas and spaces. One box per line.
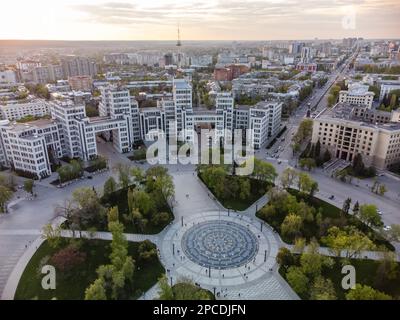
383, 225, 392, 231
277, 160, 282, 164
329, 195, 335, 200
87, 176, 93, 180
377, 210, 383, 216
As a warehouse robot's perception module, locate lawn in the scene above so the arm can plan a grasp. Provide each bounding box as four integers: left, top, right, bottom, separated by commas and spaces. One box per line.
199, 174, 270, 211
279, 255, 400, 300
257, 188, 394, 250
15, 238, 165, 300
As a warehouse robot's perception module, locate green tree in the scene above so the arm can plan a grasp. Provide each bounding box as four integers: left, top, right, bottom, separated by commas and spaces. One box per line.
131, 167, 144, 185
310, 276, 336, 300
253, 159, 277, 183
286, 266, 309, 295
103, 177, 117, 197
238, 178, 251, 200
281, 213, 303, 238
299, 158, 316, 171
69, 187, 107, 229
127, 188, 155, 217
322, 226, 375, 258
298, 172, 319, 197
359, 204, 382, 227
346, 284, 392, 300
352, 201, 360, 217
378, 184, 387, 196
85, 221, 135, 300
280, 168, 298, 189
158, 274, 174, 300
41, 224, 62, 249
152, 211, 170, 226
342, 198, 352, 216
23, 179, 34, 195
85, 278, 107, 300
107, 206, 119, 224
293, 119, 313, 145
115, 163, 131, 189
276, 247, 294, 269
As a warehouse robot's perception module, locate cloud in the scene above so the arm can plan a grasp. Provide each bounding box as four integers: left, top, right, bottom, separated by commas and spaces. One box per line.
69, 0, 400, 39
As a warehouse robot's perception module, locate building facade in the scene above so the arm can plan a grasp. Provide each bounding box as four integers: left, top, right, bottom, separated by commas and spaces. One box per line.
0, 79, 282, 177
1, 99, 51, 121
312, 103, 400, 170
339, 83, 375, 108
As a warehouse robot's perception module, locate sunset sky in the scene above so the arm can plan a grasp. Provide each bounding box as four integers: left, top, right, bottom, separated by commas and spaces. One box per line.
1, 0, 399, 40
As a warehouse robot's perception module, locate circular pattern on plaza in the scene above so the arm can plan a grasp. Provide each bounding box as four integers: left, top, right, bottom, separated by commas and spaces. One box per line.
181, 220, 259, 269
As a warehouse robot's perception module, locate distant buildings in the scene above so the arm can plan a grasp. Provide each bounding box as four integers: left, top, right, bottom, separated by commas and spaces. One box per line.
61, 55, 97, 78
379, 80, 400, 101
296, 62, 317, 73
32, 65, 63, 84
214, 64, 250, 81
68, 76, 93, 92
0, 69, 17, 84
300, 47, 312, 63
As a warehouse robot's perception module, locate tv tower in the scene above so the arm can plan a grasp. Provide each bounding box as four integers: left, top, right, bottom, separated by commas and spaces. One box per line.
176, 23, 182, 47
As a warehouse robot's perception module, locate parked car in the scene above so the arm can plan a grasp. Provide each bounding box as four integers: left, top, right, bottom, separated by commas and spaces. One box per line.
383, 225, 392, 231
329, 195, 335, 200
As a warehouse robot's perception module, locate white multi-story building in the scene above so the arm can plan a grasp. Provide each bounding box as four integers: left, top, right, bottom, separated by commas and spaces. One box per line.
379, 80, 400, 101
0, 118, 62, 178
1, 99, 51, 121
339, 83, 375, 108
0, 79, 283, 177
0, 70, 17, 84
234, 102, 282, 149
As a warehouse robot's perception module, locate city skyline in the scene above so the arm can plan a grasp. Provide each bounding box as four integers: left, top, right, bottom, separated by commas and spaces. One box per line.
1, 0, 400, 41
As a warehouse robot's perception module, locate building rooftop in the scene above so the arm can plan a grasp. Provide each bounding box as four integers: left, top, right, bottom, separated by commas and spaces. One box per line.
345, 83, 373, 96
2, 118, 56, 132
173, 79, 191, 90
315, 103, 400, 132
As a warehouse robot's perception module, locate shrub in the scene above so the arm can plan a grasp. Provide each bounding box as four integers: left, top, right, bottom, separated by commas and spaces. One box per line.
50, 246, 86, 272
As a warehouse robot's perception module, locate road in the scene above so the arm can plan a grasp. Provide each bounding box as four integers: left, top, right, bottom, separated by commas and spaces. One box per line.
267, 51, 358, 161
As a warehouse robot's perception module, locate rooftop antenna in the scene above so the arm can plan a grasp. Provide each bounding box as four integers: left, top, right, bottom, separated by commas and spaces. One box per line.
176, 23, 182, 47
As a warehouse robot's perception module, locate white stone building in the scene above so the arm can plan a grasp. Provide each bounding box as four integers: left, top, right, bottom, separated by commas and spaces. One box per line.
312, 103, 400, 170
339, 83, 375, 108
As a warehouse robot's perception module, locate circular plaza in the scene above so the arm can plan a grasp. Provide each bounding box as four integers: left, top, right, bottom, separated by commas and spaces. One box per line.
160, 210, 282, 290
181, 220, 259, 269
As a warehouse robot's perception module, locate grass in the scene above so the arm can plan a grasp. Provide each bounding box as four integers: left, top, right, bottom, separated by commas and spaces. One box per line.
279, 255, 400, 300
15, 238, 165, 300
257, 188, 394, 250
199, 174, 270, 211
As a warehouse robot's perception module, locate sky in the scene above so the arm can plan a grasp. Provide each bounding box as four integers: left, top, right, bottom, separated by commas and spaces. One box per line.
0, 0, 399, 41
